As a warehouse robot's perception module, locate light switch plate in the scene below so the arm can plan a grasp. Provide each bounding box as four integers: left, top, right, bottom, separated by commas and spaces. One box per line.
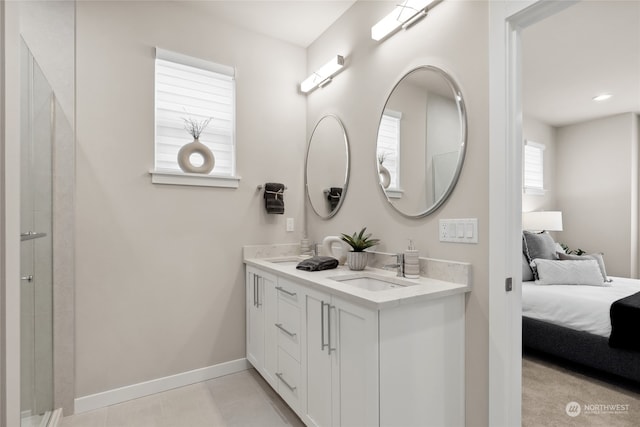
286, 218, 294, 232
439, 218, 478, 243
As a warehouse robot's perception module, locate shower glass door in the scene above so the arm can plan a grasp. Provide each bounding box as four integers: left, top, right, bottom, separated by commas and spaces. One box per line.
20, 39, 54, 427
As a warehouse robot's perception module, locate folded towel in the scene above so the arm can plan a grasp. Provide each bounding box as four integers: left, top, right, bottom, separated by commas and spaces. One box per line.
264, 182, 285, 214
296, 256, 339, 272
327, 187, 342, 211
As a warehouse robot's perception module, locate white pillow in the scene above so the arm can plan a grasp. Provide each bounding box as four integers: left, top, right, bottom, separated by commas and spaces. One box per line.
531, 258, 609, 286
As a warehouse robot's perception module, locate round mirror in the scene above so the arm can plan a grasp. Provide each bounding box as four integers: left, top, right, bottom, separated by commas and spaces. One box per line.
305, 114, 350, 219
376, 66, 467, 218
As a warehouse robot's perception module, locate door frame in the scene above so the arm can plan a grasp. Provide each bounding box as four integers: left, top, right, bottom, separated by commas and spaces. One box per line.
488, 1, 579, 426
1, 0, 22, 425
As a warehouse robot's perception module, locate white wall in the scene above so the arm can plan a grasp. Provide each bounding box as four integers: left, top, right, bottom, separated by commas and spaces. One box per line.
522, 116, 556, 212
305, 1, 490, 424
555, 113, 638, 277
75, 1, 306, 397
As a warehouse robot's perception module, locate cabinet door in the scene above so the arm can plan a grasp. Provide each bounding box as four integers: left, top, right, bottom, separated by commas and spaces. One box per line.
331, 297, 379, 427
246, 267, 278, 388
303, 288, 332, 427
246, 269, 264, 370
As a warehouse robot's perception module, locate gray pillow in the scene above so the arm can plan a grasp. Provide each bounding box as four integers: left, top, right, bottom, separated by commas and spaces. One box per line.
523, 231, 558, 279
523, 231, 558, 262
522, 252, 534, 281
557, 252, 610, 282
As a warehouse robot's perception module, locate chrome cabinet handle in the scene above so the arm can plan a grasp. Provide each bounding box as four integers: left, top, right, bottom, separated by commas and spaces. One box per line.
276, 286, 296, 297
321, 301, 328, 351
253, 275, 257, 307
275, 323, 296, 338
328, 305, 336, 355
21, 275, 33, 282
275, 372, 297, 391
256, 277, 262, 308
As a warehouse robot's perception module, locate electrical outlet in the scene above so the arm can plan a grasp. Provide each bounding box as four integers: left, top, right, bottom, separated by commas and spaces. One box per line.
286, 218, 294, 232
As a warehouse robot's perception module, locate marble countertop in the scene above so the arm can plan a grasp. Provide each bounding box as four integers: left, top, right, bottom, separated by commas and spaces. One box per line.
244, 256, 471, 310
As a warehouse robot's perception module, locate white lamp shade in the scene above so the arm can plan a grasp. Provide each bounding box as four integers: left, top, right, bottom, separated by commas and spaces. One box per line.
522, 211, 563, 231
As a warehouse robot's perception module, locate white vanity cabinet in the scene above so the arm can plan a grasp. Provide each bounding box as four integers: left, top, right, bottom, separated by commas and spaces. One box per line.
302, 287, 379, 427
245, 266, 278, 389
245, 260, 467, 427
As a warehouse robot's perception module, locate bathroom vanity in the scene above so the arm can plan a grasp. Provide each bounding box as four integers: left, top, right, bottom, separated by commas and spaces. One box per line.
244, 250, 470, 427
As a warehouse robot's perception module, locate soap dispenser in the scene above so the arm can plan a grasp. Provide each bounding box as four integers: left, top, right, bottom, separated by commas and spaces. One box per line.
404, 240, 420, 279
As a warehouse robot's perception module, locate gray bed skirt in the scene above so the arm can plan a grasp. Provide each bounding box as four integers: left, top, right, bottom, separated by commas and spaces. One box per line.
522, 316, 640, 384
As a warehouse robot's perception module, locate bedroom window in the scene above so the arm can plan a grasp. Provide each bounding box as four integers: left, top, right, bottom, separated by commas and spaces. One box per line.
151, 48, 239, 188
523, 140, 545, 195
377, 109, 402, 198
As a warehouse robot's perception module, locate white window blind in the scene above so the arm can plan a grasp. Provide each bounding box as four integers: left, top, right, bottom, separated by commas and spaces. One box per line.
377, 110, 402, 189
523, 140, 545, 194
155, 48, 236, 177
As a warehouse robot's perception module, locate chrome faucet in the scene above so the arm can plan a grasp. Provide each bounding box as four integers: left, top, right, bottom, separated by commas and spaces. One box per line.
383, 253, 404, 277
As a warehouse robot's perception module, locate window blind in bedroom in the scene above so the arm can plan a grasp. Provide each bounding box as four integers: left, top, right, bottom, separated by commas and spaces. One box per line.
523, 140, 545, 195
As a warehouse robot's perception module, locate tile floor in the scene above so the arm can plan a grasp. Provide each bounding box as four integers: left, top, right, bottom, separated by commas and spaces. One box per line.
60, 369, 304, 427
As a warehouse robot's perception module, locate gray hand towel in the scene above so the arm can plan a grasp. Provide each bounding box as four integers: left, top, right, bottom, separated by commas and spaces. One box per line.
296, 256, 339, 272
264, 182, 285, 214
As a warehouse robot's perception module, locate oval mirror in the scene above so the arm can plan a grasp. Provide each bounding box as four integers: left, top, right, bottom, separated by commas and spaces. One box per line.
376, 66, 467, 218
305, 114, 350, 219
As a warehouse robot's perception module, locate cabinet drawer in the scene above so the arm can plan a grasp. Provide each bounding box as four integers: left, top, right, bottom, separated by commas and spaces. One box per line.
276, 299, 300, 361
276, 278, 299, 306
276, 347, 300, 412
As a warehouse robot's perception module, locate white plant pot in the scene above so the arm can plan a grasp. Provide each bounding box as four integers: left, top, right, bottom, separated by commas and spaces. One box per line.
347, 252, 369, 271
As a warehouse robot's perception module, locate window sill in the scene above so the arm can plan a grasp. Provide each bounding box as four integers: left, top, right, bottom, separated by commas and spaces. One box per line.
385, 188, 404, 199
150, 170, 241, 188
523, 187, 545, 196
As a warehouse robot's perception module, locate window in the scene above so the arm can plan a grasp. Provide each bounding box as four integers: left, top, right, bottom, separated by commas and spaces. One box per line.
152, 48, 239, 188
376, 110, 402, 196
523, 140, 545, 195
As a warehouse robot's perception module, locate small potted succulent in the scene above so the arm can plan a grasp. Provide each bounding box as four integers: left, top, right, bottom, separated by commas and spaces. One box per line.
340, 227, 380, 270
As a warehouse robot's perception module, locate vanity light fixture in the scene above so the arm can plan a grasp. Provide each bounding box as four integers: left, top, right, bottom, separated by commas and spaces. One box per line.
371, 0, 436, 41
592, 93, 612, 102
300, 55, 345, 94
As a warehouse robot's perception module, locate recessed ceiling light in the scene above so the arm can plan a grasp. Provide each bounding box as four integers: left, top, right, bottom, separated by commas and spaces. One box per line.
592, 93, 612, 102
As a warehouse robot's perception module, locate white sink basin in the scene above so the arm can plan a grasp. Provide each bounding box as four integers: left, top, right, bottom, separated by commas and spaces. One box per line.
329, 273, 415, 291
265, 256, 306, 266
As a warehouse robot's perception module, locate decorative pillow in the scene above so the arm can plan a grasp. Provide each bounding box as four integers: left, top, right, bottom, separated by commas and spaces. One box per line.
523, 231, 558, 279
522, 252, 534, 282
531, 258, 609, 286
523, 231, 558, 262
557, 252, 611, 282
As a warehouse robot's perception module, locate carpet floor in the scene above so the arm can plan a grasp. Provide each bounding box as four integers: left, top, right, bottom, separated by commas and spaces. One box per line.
523, 353, 640, 426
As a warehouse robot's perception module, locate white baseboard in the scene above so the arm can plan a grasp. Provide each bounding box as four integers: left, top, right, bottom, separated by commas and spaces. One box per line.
74, 358, 250, 414
47, 408, 63, 427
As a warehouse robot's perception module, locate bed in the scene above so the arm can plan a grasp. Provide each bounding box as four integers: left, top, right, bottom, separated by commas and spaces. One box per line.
521, 231, 640, 384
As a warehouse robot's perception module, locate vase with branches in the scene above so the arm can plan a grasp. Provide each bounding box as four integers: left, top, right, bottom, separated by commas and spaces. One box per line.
177, 115, 215, 174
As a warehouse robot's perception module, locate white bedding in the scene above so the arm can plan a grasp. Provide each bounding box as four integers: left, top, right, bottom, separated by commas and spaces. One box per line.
522, 277, 640, 337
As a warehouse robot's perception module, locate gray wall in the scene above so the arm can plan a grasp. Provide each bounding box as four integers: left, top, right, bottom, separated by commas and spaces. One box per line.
305, 1, 490, 424
75, 1, 306, 397
555, 113, 639, 277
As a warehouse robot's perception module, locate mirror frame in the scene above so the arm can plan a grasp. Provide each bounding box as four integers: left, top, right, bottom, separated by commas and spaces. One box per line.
376, 65, 467, 218
305, 114, 351, 219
